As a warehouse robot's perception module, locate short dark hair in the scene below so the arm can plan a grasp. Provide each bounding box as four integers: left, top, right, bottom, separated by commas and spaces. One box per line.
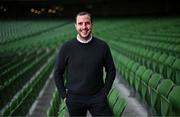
75, 11, 92, 23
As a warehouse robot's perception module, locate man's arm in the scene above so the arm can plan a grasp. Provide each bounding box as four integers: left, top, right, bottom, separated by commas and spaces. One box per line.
54, 46, 67, 99
103, 44, 116, 95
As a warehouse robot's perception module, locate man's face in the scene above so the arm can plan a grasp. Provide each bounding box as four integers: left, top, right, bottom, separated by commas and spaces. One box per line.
75, 14, 92, 40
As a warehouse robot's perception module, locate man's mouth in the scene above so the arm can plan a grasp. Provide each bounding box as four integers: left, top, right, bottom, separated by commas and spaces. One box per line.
81, 30, 88, 34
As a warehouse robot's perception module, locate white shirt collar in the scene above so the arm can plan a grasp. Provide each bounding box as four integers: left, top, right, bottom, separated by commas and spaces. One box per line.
76, 34, 92, 44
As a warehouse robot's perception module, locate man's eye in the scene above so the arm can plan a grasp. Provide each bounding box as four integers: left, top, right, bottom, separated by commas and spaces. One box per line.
78, 22, 83, 25
85, 22, 90, 25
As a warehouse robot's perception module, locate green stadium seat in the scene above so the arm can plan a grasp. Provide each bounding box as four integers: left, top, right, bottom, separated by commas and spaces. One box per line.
156, 42, 163, 52
121, 57, 130, 77
58, 102, 66, 117
129, 63, 140, 87
47, 105, 54, 117
163, 55, 176, 79
161, 43, 171, 52
47, 90, 61, 117
151, 52, 161, 72
173, 44, 180, 58
172, 58, 180, 85
108, 89, 119, 108
10, 95, 20, 115
107, 87, 115, 98
54, 92, 61, 114
112, 97, 126, 116
160, 92, 171, 116
146, 51, 154, 68
157, 53, 168, 73
148, 73, 162, 111
134, 66, 146, 92
58, 109, 65, 117
168, 86, 180, 116
140, 49, 147, 65
125, 60, 134, 83
156, 79, 174, 115
140, 69, 153, 103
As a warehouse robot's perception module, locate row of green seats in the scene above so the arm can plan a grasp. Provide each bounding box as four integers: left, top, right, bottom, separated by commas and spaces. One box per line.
110, 40, 180, 85
0, 49, 45, 86
112, 50, 179, 116
0, 50, 36, 74
0, 54, 55, 116
0, 49, 54, 110
111, 36, 179, 58
0, 20, 69, 44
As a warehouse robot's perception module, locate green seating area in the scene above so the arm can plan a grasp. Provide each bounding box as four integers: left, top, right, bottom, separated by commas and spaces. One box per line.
0, 20, 71, 44
1, 56, 54, 116
0, 20, 75, 116
93, 17, 180, 116
1, 17, 180, 116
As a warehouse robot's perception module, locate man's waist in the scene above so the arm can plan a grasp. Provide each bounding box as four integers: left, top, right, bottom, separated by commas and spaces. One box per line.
67, 88, 104, 97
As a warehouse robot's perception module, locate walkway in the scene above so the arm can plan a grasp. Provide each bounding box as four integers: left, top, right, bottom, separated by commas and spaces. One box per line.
27, 73, 55, 117
115, 73, 149, 116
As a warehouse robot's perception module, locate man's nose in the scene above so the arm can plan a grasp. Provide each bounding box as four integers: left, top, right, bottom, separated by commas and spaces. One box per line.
82, 23, 87, 29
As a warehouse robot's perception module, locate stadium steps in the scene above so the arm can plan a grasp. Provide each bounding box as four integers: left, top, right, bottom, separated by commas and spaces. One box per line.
27, 72, 55, 117
114, 73, 149, 116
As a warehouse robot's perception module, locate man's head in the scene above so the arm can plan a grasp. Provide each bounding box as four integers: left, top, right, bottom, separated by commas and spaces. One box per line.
75, 11, 92, 40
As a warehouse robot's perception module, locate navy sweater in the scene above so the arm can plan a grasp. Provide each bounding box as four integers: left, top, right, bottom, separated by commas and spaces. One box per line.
54, 37, 116, 99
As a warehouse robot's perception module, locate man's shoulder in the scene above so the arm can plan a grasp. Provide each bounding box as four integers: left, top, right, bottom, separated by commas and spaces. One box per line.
60, 38, 76, 48
93, 37, 108, 47
64, 38, 76, 45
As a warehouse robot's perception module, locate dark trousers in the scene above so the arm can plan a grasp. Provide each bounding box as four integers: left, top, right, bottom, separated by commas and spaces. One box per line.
66, 90, 112, 116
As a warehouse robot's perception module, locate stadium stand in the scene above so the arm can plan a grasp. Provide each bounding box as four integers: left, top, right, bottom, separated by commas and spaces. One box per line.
0, 16, 180, 116
94, 17, 180, 116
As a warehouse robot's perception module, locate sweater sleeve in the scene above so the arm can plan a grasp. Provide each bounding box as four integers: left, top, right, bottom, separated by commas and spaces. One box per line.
53, 45, 67, 99
103, 43, 116, 95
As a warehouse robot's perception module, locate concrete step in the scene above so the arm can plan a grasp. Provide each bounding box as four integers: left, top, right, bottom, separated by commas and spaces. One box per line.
27, 73, 55, 117
114, 72, 149, 116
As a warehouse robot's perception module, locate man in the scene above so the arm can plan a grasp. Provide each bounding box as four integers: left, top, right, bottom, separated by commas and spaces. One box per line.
54, 11, 116, 116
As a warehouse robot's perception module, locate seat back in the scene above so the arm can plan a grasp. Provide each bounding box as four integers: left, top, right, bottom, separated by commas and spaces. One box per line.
148, 73, 162, 108
172, 58, 180, 85
156, 79, 174, 115
168, 86, 180, 116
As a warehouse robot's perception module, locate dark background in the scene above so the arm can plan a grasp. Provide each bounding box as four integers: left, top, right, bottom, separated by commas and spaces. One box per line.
0, 0, 180, 19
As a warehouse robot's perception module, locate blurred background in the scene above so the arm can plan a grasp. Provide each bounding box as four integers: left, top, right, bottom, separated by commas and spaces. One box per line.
0, 0, 180, 116
0, 0, 180, 18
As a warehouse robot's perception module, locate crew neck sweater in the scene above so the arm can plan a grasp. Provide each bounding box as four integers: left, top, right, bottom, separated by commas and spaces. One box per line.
54, 37, 116, 99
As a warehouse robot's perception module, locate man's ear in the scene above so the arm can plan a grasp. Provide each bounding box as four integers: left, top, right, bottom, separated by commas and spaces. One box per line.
74, 23, 76, 28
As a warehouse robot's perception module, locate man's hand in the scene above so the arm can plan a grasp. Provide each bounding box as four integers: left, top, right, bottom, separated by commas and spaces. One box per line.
63, 98, 66, 103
